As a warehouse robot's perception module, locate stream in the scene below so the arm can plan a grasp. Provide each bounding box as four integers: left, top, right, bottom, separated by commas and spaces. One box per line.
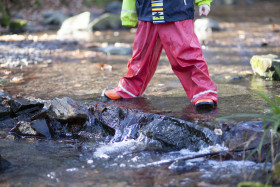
1, 1, 280, 186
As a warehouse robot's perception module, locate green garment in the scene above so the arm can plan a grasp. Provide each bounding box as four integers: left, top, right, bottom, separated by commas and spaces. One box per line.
121, 0, 138, 27
121, 0, 213, 27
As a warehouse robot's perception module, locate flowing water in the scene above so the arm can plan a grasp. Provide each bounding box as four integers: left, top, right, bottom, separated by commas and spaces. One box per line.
1, 1, 280, 186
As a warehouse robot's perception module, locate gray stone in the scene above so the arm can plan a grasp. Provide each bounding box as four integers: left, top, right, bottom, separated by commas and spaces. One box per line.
250, 54, 280, 80
57, 12, 92, 40
49, 97, 88, 122
31, 119, 52, 139
96, 105, 218, 150
0, 106, 10, 119
97, 45, 132, 56
10, 121, 38, 136
8, 98, 44, 115
221, 121, 270, 150
89, 13, 122, 30
42, 10, 68, 25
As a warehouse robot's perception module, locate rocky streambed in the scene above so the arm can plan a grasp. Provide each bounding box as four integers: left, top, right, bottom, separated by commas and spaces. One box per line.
0, 92, 278, 186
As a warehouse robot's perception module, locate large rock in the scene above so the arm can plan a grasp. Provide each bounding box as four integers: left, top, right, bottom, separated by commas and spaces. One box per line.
42, 10, 67, 25
10, 121, 39, 136
95, 105, 218, 150
250, 54, 280, 80
0, 106, 10, 119
57, 12, 92, 41
89, 13, 122, 30
8, 98, 44, 115
221, 121, 270, 150
49, 97, 88, 122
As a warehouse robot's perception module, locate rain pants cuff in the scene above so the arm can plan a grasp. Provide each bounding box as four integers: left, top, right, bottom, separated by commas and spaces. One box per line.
194, 0, 212, 7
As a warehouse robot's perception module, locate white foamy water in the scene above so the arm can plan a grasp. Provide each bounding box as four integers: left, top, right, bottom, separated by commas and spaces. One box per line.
93, 140, 146, 159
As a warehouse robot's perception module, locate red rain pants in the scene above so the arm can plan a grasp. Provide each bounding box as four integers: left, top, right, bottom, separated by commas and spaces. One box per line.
115, 20, 218, 104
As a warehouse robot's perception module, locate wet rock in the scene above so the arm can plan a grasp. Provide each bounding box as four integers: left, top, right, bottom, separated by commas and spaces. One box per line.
0, 106, 10, 119
42, 10, 68, 25
10, 121, 39, 136
96, 105, 218, 150
250, 54, 280, 80
31, 119, 52, 139
49, 97, 88, 122
90, 13, 122, 30
140, 115, 217, 150
10, 119, 52, 138
222, 121, 270, 150
8, 98, 44, 115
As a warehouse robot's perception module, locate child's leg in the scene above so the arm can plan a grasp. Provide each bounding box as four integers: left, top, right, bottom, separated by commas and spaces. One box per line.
158, 20, 218, 105
115, 21, 163, 98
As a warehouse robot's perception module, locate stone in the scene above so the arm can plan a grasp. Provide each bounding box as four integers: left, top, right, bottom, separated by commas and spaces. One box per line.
42, 10, 67, 25
8, 98, 44, 115
97, 45, 132, 56
57, 12, 92, 40
0, 105, 10, 119
104, 2, 122, 15
221, 121, 270, 150
48, 97, 88, 122
250, 54, 280, 80
95, 105, 218, 150
89, 13, 122, 30
10, 121, 39, 136
31, 119, 52, 139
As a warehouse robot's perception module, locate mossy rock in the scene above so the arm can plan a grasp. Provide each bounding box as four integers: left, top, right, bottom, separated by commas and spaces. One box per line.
250, 54, 280, 80
9, 19, 27, 33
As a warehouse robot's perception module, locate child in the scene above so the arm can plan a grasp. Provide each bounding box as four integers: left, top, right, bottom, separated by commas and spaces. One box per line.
104, 0, 218, 111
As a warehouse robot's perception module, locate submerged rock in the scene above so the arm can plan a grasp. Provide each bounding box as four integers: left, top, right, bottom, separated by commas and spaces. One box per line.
250, 54, 280, 80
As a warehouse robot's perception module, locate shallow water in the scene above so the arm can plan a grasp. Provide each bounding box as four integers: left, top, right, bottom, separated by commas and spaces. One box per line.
0, 139, 271, 186
1, 1, 280, 186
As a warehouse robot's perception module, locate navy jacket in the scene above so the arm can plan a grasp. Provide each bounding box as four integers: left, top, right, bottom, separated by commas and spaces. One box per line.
136, 0, 195, 23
